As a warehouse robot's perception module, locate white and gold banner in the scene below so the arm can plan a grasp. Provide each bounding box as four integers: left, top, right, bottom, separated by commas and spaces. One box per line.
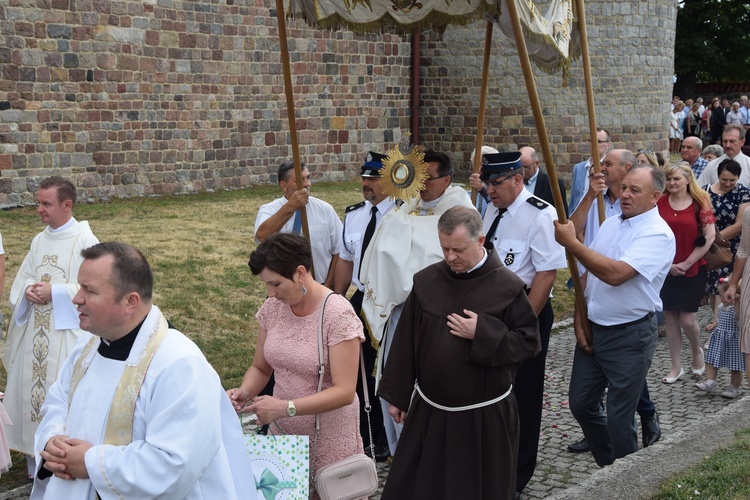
287, 0, 500, 34
496, 0, 580, 78
286, 0, 579, 76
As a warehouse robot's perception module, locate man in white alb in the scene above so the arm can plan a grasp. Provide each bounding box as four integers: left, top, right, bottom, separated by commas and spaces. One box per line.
32, 242, 254, 499
3, 176, 99, 476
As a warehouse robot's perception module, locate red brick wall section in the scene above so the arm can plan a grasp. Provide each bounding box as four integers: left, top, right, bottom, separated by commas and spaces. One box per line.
0, 0, 677, 205
0, 0, 412, 206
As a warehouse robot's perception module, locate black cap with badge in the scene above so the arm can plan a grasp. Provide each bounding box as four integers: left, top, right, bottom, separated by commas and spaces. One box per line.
479, 152, 523, 182
360, 152, 387, 178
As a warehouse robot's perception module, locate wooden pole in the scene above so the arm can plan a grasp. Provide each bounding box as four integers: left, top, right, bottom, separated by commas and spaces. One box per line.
274, 0, 314, 279
574, 0, 606, 226
502, 0, 591, 344
471, 21, 494, 206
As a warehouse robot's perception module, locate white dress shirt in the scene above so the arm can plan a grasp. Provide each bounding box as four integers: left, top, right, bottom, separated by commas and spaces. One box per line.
585, 207, 675, 325
482, 189, 566, 287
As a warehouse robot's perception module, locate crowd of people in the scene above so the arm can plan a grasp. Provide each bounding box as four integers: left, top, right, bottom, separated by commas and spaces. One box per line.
1, 110, 750, 499
670, 94, 750, 152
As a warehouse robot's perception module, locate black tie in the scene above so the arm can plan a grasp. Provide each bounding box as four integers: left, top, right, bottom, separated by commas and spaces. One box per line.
483, 208, 507, 251
359, 206, 378, 281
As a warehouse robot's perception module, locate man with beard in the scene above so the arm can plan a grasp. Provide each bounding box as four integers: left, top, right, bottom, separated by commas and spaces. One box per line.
333, 151, 395, 461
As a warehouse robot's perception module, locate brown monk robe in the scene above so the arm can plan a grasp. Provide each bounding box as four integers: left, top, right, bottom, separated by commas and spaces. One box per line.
378, 249, 541, 499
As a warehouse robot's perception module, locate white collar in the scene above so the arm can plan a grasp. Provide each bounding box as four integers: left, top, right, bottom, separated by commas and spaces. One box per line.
49, 217, 76, 233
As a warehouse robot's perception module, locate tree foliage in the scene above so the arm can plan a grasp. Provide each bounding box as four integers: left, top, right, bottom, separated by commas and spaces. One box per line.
675, 0, 750, 84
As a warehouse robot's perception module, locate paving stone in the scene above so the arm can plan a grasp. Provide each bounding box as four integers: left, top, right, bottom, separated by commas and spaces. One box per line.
368, 304, 745, 498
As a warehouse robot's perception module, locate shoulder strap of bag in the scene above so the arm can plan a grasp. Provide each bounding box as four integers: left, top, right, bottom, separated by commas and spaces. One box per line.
315, 292, 335, 425
314, 293, 374, 458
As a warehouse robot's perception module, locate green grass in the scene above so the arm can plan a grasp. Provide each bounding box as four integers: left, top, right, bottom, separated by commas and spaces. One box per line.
651, 428, 750, 499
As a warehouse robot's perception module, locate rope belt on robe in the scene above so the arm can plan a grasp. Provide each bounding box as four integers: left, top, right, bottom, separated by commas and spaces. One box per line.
412, 382, 513, 412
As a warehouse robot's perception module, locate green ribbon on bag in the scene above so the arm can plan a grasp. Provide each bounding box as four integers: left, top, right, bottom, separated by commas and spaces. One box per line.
255, 468, 296, 500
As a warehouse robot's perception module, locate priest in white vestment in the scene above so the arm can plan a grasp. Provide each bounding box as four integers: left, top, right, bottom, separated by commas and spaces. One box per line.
359, 149, 476, 455
2, 177, 99, 475
31, 242, 255, 499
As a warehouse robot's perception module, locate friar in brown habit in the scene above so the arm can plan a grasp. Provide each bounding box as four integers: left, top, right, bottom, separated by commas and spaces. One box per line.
378, 206, 541, 499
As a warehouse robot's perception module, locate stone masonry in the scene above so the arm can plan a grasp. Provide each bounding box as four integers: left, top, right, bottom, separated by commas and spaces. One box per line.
0, 0, 676, 205
0, 0, 412, 206
421, 0, 677, 182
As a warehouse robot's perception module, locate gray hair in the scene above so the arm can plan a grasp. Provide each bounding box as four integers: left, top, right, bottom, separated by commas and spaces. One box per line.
620, 150, 637, 169
702, 144, 724, 158
685, 136, 703, 150
724, 123, 745, 139
438, 206, 483, 241
628, 163, 665, 193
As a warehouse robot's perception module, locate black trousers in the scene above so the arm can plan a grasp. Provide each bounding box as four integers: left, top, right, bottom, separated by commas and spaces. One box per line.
516, 298, 553, 493
349, 290, 387, 452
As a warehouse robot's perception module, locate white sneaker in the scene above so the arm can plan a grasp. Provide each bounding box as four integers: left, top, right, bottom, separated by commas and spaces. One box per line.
695, 379, 719, 392
721, 385, 742, 398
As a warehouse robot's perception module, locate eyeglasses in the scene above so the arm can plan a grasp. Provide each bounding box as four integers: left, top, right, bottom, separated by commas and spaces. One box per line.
597, 140, 610, 144
483, 175, 515, 189
637, 149, 653, 154
425, 174, 449, 182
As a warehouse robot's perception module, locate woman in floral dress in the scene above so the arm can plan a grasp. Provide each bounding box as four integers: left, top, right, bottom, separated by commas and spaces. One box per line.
702, 158, 750, 331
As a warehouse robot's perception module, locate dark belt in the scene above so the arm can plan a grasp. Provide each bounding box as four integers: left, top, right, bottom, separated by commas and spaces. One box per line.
591, 312, 654, 331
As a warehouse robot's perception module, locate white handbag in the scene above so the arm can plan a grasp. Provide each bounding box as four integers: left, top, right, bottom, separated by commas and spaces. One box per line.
312, 293, 379, 500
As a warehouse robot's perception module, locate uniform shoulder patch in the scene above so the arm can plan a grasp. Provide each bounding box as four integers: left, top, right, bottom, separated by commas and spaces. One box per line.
526, 196, 549, 210
345, 201, 366, 213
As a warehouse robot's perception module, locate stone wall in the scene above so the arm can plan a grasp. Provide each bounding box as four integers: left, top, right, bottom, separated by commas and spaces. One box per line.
0, 0, 412, 206
420, 0, 677, 183
0, 0, 676, 206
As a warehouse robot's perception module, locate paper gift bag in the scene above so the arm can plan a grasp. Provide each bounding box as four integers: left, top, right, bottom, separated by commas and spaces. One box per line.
244, 434, 310, 499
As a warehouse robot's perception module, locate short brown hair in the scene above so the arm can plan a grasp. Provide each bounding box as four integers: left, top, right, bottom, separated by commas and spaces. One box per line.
81, 242, 153, 301
248, 232, 312, 280
437, 206, 483, 241
39, 176, 76, 205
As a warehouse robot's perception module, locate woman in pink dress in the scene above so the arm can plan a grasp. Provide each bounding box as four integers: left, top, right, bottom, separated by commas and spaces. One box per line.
227, 233, 365, 491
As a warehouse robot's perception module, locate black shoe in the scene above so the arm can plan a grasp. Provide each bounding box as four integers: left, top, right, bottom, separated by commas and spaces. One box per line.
566, 437, 589, 453
641, 411, 661, 447
374, 443, 390, 462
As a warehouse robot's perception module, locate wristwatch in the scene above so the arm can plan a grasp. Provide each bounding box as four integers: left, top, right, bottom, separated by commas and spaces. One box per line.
287, 400, 297, 417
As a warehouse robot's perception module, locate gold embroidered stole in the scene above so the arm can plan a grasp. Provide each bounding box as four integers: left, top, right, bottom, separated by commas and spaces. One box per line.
67, 314, 169, 446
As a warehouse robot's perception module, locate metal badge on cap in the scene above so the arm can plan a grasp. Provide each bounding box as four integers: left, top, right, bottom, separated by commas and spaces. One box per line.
360, 151, 388, 177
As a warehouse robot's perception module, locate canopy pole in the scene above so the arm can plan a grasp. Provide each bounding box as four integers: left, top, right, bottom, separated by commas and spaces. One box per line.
471, 21, 494, 206
574, 0, 606, 225
503, 0, 591, 345
274, 0, 314, 279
